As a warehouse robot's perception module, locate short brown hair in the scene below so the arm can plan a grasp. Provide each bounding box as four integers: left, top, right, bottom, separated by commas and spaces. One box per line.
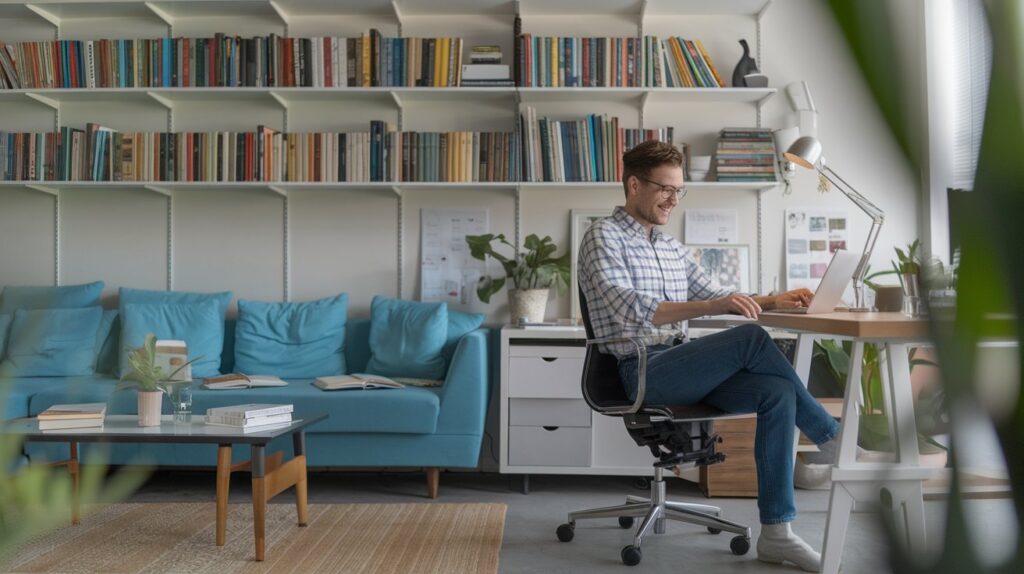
621, 140, 683, 197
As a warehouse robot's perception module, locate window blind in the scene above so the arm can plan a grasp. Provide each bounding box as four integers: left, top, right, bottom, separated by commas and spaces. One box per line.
950, 0, 992, 190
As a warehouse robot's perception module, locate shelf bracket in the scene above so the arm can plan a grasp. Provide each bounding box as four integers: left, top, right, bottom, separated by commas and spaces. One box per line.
391, 0, 404, 37
390, 185, 402, 197
143, 184, 174, 197
268, 185, 288, 197
268, 0, 290, 31
638, 0, 649, 37
143, 2, 175, 28
639, 91, 650, 130
25, 4, 60, 29
25, 184, 59, 196
146, 91, 175, 110
268, 90, 290, 111
25, 92, 59, 110
390, 90, 404, 110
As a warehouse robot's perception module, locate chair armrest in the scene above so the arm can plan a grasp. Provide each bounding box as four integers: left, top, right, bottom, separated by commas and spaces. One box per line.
584, 334, 662, 416
434, 329, 488, 435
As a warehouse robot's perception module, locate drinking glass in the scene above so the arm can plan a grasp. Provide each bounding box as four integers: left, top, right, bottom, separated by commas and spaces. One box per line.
169, 383, 193, 424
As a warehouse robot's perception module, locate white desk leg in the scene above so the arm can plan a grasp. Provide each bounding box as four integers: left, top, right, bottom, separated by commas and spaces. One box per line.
877, 345, 898, 454
821, 482, 856, 574
820, 341, 864, 573
793, 333, 817, 386
885, 343, 926, 553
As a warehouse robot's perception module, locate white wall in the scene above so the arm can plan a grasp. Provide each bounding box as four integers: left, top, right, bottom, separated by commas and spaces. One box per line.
0, 0, 923, 321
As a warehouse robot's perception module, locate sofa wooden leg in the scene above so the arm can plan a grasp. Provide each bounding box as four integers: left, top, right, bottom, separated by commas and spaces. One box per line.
426, 467, 440, 499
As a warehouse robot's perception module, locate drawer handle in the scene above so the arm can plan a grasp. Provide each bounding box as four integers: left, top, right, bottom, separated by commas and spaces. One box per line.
542, 426, 560, 431
541, 357, 558, 362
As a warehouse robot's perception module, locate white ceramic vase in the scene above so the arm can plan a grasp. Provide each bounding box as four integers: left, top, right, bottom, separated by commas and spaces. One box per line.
508, 288, 549, 324
137, 390, 163, 427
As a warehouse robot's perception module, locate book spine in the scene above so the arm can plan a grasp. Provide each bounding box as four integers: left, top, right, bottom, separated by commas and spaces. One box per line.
205, 413, 292, 427
206, 404, 293, 418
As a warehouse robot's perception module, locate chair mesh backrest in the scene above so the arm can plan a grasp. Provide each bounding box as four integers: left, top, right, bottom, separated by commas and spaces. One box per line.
578, 287, 631, 410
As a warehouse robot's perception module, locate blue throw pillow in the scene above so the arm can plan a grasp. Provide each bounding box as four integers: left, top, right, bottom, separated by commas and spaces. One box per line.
119, 287, 232, 319
0, 314, 12, 359
120, 301, 224, 379
443, 310, 485, 363
366, 296, 448, 380
93, 309, 119, 375
234, 294, 349, 378
0, 307, 103, 377
0, 281, 104, 314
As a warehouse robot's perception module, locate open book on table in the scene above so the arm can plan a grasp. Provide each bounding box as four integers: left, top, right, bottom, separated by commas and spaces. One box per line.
313, 373, 405, 391
201, 373, 288, 390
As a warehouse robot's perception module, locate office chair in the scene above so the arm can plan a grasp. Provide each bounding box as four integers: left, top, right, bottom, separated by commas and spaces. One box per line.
555, 288, 751, 566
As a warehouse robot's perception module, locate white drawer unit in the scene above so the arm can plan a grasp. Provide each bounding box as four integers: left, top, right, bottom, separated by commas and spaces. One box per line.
499, 326, 664, 488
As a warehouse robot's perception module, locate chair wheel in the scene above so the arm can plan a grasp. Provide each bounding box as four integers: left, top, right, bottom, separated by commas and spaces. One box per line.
730, 535, 751, 555
707, 527, 722, 534
556, 523, 575, 542
621, 545, 642, 566
618, 516, 635, 529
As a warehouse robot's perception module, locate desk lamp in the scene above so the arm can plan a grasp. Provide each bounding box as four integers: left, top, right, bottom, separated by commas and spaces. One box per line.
784, 136, 885, 311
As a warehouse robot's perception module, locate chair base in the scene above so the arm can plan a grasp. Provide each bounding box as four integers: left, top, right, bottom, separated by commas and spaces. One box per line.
557, 467, 751, 565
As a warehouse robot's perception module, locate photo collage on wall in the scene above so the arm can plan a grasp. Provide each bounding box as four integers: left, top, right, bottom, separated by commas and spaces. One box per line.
785, 208, 849, 291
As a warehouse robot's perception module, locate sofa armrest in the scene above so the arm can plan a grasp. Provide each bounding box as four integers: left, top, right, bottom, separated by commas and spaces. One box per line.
434, 329, 488, 435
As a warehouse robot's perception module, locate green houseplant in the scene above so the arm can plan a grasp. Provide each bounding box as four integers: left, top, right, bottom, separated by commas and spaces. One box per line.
465, 233, 570, 322
118, 334, 197, 427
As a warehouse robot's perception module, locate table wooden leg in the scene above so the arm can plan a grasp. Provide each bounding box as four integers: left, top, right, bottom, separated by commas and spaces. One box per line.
69, 442, 80, 525
251, 444, 266, 561
293, 432, 308, 526
216, 444, 231, 546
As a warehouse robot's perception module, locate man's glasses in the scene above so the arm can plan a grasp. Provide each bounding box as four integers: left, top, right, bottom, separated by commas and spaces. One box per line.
638, 176, 687, 201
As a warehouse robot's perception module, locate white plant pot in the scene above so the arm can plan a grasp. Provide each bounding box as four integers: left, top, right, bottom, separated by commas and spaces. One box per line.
137, 390, 163, 427
508, 288, 549, 324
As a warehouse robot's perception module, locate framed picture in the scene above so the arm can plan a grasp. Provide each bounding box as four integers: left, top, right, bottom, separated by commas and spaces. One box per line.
570, 209, 613, 320
680, 245, 752, 293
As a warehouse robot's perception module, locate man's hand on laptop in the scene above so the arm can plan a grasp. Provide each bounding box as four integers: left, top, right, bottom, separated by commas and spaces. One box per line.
715, 293, 762, 319
775, 288, 814, 310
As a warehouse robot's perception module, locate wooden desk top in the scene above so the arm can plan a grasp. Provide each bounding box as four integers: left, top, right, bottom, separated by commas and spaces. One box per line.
758, 311, 930, 339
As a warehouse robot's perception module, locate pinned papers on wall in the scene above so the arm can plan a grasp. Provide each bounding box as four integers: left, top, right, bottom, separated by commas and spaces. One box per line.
684, 209, 738, 244
420, 208, 489, 305
784, 208, 849, 292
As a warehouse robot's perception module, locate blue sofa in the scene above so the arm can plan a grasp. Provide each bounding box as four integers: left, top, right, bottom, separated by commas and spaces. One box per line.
5, 319, 489, 498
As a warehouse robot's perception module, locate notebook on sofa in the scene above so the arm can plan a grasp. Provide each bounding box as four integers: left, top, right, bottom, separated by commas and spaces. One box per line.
201, 373, 289, 390
313, 374, 405, 391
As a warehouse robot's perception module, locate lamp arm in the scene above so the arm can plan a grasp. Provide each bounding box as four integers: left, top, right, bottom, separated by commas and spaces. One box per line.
818, 167, 886, 310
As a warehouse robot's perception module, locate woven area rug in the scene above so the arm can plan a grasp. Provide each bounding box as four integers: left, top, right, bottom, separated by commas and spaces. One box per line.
0, 502, 506, 574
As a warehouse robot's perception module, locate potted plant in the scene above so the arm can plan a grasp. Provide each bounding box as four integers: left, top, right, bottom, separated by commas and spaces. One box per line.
119, 334, 197, 427
465, 233, 570, 323
894, 239, 923, 315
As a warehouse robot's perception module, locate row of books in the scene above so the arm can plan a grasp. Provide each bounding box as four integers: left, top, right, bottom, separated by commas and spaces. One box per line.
0, 123, 516, 183
519, 107, 674, 183
714, 128, 777, 182
0, 32, 465, 89
514, 34, 724, 88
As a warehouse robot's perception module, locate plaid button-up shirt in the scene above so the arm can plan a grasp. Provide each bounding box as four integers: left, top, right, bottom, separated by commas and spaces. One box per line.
578, 206, 733, 359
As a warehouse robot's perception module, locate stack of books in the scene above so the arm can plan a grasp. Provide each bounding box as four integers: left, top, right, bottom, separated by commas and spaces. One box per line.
460, 45, 511, 87
713, 128, 777, 182
37, 403, 106, 431
205, 403, 294, 432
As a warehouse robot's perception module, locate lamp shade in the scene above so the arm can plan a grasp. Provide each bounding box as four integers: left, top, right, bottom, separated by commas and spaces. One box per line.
784, 136, 822, 169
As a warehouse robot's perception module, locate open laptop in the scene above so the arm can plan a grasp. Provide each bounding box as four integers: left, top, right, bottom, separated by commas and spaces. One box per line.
770, 250, 860, 314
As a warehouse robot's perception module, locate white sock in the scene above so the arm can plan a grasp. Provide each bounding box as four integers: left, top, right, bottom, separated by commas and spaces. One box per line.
757, 522, 822, 572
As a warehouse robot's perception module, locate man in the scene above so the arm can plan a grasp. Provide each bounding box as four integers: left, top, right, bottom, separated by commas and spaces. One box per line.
578, 140, 842, 573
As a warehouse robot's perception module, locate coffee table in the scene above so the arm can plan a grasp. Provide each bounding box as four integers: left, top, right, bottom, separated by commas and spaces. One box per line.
5, 413, 327, 561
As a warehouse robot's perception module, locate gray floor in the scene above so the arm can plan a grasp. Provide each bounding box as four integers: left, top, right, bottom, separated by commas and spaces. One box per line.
126, 469, 1017, 573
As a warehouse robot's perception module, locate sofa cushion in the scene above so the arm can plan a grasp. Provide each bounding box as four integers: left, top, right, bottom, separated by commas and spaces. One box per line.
94, 309, 119, 375
118, 287, 232, 319
0, 307, 103, 377
0, 281, 104, 314
443, 310, 485, 364
25, 376, 120, 416
0, 314, 10, 357
1, 377, 98, 419
234, 294, 348, 378
366, 297, 448, 380
120, 301, 223, 378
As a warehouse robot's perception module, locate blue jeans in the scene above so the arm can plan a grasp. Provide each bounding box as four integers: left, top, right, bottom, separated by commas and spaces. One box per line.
617, 323, 839, 524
